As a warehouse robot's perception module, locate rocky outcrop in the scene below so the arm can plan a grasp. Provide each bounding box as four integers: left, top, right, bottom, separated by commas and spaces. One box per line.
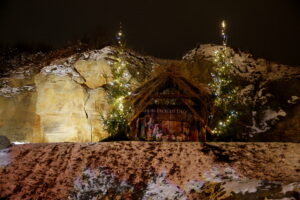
0, 47, 123, 142
184, 44, 300, 141
0, 135, 10, 150
34, 73, 91, 142
1, 44, 300, 142
0, 70, 42, 142
84, 88, 110, 142
0, 142, 299, 199
0, 46, 155, 143
74, 59, 113, 89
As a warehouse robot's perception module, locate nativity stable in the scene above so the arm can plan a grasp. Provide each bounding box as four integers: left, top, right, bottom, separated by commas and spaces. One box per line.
127, 71, 213, 142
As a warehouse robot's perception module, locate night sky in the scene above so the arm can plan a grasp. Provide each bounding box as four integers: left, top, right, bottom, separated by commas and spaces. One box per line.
0, 0, 300, 65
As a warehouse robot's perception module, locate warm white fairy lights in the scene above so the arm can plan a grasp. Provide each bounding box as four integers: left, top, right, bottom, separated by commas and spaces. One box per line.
116, 22, 125, 47
210, 20, 239, 135
102, 22, 132, 136
221, 20, 227, 46
108, 55, 131, 114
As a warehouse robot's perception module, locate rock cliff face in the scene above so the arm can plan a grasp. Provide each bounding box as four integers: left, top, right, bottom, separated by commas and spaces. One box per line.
184, 44, 300, 141
0, 47, 154, 142
0, 44, 300, 142
0, 142, 299, 199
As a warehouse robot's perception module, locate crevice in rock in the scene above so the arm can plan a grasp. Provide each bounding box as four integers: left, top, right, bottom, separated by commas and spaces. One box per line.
72, 66, 87, 83
83, 88, 93, 142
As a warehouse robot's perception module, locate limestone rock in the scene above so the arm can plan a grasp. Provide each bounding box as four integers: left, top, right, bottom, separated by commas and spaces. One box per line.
74, 59, 113, 89
0, 74, 42, 142
1, 44, 299, 143
0, 136, 10, 150
85, 88, 110, 141
34, 73, 91, 142
0, 46, 131, 143
184, 44, 300, 141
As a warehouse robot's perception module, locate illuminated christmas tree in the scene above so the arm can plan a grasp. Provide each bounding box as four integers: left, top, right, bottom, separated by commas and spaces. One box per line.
102, 23, 132, 137
210, 20, 239, 136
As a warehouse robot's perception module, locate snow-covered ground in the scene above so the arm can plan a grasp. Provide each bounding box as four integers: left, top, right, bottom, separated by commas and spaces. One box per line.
0, 142, 299, 199
0, 148, 10, 167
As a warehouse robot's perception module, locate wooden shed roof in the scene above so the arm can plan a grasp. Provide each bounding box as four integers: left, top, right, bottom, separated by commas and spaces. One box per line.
127, 71, 213, 126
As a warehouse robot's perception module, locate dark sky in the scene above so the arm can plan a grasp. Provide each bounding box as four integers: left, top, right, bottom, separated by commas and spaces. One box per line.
1, 0, 300, 65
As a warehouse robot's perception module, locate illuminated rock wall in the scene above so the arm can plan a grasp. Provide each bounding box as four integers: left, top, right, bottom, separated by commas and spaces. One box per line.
1, 44, 300, 143
0, 49, 113, 142
0, 75, 42, 142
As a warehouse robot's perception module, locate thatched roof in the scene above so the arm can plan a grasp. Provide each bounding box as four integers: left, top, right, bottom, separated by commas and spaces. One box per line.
127, 71, 214, 127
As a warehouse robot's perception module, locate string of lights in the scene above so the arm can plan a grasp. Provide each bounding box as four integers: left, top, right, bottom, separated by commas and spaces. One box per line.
210, 20, 239, 135
221, 20, 227, 46
102, 22, 132, 136
116, 22, 125, 47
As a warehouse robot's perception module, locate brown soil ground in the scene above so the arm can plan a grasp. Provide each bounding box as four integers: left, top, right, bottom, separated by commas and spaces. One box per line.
0, 142, 299, 199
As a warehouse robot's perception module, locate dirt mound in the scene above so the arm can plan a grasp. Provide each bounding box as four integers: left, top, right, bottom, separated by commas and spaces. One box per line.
0, 142, 299, 199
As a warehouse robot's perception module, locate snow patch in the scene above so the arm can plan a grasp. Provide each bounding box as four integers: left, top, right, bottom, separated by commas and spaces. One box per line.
143, 171, 187, 200
263, 109, 287, 122
41, 65, 80, 77
183, 44, 300, 83
71, 168, 187, 200
0, 86, 20, 96
0, 85, 35, 98
223, 180, 261, 195
202, 167, 240, 182
238, 84, 254, 104
0, 148, 10, 167
249, 111, 267, 134
281, 183, 300, 194
3, 65, 35, 79
80, 47, 114, 61
287, 96, 300, 104
70, 167, 132, 200
248, 108, 287, 136
185, 180, 205, 193
12, 141, 29, 145
203, 167, 223, 182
